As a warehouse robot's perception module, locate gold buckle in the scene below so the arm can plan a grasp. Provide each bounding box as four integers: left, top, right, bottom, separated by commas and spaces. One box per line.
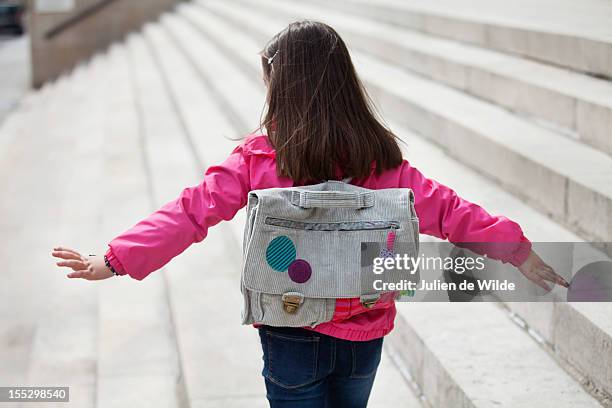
282, 293, 303, 314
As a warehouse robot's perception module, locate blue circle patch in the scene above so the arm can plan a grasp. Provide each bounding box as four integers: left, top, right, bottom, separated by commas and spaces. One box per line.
266, 236, 296, 271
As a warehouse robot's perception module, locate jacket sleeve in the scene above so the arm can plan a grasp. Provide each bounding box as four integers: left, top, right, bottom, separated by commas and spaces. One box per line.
105, 143, 251, 280
399, 160, 531, 267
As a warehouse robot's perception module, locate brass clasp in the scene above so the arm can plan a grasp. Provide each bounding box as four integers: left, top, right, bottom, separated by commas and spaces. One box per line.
282, 292, 304, 314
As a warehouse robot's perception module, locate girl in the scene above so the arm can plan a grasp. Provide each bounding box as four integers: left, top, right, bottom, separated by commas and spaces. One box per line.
52, 20, 568, 408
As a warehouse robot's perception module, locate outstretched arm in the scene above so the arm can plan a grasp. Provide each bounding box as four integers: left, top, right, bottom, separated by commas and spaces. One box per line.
400, 160, 568, 289
53, 143, 251, 281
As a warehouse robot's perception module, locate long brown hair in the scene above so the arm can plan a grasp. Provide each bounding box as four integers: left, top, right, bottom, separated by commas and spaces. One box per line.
259, 20, 403, 183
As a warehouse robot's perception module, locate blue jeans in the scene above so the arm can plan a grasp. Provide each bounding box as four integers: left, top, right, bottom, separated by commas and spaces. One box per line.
258, 325, 384, 408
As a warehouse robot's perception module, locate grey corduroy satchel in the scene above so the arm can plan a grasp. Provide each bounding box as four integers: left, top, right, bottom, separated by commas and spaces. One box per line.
241, 180, 419, 327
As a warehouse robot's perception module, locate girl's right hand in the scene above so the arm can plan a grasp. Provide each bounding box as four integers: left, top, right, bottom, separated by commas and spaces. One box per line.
517, 250, 570, 291
52, 246, 114, 280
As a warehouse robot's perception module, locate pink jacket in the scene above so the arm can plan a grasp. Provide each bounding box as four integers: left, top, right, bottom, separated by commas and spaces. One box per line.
105, 133, 531, 341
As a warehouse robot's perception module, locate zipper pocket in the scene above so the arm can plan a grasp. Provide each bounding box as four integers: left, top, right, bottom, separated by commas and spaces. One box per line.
264, 217, 400, 231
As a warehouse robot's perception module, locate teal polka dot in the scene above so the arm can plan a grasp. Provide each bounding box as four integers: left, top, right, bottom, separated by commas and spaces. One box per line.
266, 236, 296, 271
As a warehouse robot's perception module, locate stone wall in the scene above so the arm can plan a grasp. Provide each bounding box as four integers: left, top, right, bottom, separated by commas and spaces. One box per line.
29, 0, 183, 87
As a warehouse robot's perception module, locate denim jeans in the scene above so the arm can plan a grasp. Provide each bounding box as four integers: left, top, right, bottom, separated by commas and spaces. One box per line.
258, 325, 384, 408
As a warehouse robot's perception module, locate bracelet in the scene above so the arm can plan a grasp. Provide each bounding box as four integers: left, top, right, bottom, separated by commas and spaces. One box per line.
104, 254, 118, 276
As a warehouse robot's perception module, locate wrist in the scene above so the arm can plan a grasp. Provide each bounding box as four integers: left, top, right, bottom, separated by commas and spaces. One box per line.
104, 247, 126, 276
88, 255, 114, 279
104, 254, 118, 276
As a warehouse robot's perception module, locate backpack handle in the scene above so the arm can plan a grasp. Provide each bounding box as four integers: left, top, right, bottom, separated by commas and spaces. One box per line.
290, 190, 375, 209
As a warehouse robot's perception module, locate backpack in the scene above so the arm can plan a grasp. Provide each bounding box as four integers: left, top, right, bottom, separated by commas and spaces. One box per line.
241, 180, 420, 327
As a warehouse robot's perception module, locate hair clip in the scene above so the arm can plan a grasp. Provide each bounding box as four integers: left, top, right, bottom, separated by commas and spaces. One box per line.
267, 50, 279, 65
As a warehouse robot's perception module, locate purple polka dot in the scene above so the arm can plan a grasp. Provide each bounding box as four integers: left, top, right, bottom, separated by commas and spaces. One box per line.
288, 259, 312, 283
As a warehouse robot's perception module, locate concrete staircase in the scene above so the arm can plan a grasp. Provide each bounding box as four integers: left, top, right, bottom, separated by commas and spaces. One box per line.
0, 0, 611, 407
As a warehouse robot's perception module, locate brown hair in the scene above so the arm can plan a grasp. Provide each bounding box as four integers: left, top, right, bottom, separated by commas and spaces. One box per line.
258, 20, 403, 183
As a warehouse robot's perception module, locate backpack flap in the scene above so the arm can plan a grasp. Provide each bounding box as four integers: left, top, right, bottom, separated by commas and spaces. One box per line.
242, 182, 419, 300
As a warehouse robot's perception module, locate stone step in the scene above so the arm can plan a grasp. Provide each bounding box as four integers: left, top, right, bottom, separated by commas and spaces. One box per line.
173, 2, 612, 403
0, 52, 111, 407
0, 59, 90, 167
393, 115, 612, 404
503, 302, 612, 405
305, 0, 612, 79
389, 118, 612, 404
149, 11, 421, 406
94, 40, 183, 408
230, 0, 612, 157
0, 42, 183, 407
197, 0, 612, 246
388, 303, 603, 408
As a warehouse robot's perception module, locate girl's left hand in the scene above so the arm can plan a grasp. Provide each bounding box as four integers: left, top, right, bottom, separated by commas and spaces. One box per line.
518, 250, 570, 291
52, 246, 114, 280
